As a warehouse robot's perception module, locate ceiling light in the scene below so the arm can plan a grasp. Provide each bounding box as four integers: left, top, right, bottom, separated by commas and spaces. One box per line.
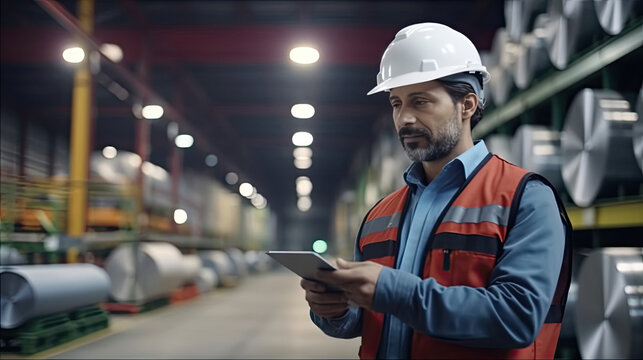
296, 178, 313, 196
294, 157, 312, 169
174, 209, 188, 224
142, 105, 164, 120
127, 153, 142, 167
251, 194, 267, 209
292, 131, 313, 147
291, 104, 315, 119
100, 43, 123, 63
62, 47, 85, 63
289, 46, 320, 64
312, 239, 328, 254
239, 182, 254, 197
225, 172, 239, 185
102, 146, 117, 159
297, 196, 312, 212
296, 176, 310, 184
175, 134, 194, 148
205, 154, 218, 167
293, 147, 313, 159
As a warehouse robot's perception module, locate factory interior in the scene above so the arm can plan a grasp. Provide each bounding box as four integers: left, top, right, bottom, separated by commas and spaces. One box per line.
0, 0, 642, 359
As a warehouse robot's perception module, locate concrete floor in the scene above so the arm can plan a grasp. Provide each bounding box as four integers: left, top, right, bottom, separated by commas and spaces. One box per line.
37, 271, 359, 359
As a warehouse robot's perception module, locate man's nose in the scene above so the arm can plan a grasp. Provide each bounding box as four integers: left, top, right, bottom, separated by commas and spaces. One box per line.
396, 106, 417, 127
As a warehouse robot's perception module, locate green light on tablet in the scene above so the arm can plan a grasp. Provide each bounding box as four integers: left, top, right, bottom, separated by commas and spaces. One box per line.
312, 239, 328, 254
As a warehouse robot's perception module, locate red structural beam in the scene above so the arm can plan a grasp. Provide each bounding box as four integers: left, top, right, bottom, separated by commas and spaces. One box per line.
1, 25, 494, 65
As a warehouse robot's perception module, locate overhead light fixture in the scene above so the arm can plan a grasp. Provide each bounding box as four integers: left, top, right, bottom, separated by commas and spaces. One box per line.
291, 104, 315, 119
142, 105, 164, 120
292, 131, 313, 147
239, 182, 254, 198
102, 146, 117, 159
225, 172, 239, 185
297, 196, 312, 212
251, 194, 267, 209
62, 46, 85, 63
289, 46, 320, 64
174, 209, 188, 224
294, 157, 312, 169
296, 178, 313, 196
100, 43, 123, 63
175, 134, 194, 148
126, 153, 142, 167
293, 147, 313, 160
205, 154, 218, 167
312, 239, 328, 254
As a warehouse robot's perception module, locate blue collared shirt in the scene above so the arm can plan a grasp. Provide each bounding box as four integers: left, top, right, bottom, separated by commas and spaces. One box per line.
311, 141, 565, 358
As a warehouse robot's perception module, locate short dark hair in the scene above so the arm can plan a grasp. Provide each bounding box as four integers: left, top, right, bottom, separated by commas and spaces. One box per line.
437, 81, 484, 129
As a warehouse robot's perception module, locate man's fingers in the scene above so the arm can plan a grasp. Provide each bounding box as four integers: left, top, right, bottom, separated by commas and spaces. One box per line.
300, 278, 327, 292
305, 291, 347, 305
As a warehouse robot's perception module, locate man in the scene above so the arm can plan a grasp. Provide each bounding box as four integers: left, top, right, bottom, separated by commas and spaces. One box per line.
301, 23, 572, 359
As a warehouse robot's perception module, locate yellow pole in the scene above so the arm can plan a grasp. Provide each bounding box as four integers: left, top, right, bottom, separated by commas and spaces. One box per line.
67, 0, 94, 238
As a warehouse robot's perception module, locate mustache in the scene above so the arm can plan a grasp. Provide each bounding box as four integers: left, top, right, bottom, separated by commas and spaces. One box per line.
398, 126, 431, 138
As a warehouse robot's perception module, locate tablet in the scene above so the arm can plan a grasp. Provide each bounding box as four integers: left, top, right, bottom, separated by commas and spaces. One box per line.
266, 250, 341, 292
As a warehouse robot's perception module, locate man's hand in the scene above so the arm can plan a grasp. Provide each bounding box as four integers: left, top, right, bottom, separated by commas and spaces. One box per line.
300, 278, 350, 319
316, 258, 383, 310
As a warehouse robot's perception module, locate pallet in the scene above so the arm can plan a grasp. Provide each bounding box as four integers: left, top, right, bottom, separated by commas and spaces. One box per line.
170, 284, 200, 304
101, 297, 170, 314
0, 305, 109, 355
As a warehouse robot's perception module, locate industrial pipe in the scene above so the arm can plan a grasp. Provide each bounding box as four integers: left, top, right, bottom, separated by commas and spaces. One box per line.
0, 264, 110, 329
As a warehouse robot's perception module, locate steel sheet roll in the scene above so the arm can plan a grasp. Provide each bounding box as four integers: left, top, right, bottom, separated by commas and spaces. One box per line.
0, 264, 110, 329
0, 246, 27, 265
512, 125, 564, 191
104, 242, 185, 303
505, 0, 547, 42
562, 89, 642, 207
180, 254, 202, 285
594, 0, 638, 35
485, 134, 517, 164
226, 248, 248, 278
199, 250, 236, 287
634, 87, 643, 172
488, 28, 521, 106
512, 14, 553, 89
545, 0, 602, 69
195, 267, 217, 293
575, 247, 643, 359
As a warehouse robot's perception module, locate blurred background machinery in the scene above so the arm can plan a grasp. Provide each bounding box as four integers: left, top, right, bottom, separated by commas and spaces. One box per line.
0, 0, 642, 358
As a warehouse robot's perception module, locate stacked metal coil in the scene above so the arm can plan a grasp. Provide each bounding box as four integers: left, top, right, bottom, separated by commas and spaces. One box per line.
512, 124, 564, 191
180, 254, 202, 285
504, 0, 547, 42
487, 28, 521, 106
199, 250, 237, 287
226, 248, 248, 278
0, 264, 110, 329
545, 0, 601, 69
485, 134, 517, 164
575, 247, 643, 359
594, 0, 640, 35
512, 14, 553, 90
195, 267, 217, 293
634, 87, 643, 173
561, 89, 642, 207
104, 242, 185, 303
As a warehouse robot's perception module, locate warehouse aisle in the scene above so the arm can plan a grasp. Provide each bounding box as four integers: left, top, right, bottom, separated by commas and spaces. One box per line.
48, 271, 360, 359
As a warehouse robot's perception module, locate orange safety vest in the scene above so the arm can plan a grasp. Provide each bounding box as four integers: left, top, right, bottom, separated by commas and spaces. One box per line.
357, 154, 572, 359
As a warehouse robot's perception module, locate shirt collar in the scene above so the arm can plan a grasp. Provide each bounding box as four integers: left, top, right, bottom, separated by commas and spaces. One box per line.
403, 140, 490, 188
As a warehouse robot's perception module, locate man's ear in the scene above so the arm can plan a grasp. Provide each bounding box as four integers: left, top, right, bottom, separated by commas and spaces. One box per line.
461, 93, 478, 121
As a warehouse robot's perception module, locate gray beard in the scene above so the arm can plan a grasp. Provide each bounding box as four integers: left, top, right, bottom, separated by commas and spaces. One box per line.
401, 112, 461, 162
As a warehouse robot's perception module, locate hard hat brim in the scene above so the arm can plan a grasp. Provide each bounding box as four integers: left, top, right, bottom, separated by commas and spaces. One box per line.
367, 67, 490, 95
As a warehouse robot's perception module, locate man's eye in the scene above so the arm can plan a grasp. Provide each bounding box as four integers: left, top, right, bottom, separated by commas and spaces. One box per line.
415, 100, 427, 106
391, 103, 400, 109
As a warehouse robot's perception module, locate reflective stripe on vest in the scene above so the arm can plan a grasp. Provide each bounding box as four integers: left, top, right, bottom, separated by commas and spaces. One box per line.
357, 155, 572, 360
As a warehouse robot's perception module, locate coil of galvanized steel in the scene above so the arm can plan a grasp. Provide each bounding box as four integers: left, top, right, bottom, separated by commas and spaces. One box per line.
0, 246, 27, 265
594, 0, 639, 35
512, 14, 553, 89
488, 28, 521, 106
485, 134, 517, 164
634, 87, 643, 172
199, 250, 236, 287
195, 267, 217, 293
561, 89, 642, 207
512, 125, 564, 191
180, 254, 202, 285
545, 0, 602, 69
0, 264, 110, 329
575, 247, 643, 359
505, 0, 548, 42
104, 242, 185, 303
226, 248, 248, 278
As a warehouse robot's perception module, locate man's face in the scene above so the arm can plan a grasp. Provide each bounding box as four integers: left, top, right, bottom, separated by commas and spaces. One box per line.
389, 81, 462, 162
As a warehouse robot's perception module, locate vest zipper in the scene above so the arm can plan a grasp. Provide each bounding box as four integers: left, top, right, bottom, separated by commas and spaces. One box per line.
442, 249, 451, 271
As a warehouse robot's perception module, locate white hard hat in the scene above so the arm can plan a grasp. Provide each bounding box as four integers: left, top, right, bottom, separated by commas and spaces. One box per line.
368, 23, 491, 95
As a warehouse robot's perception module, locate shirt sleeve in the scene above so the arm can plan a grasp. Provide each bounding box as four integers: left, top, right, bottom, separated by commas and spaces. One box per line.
371, 179, 566, 348
308, 232, 365, 339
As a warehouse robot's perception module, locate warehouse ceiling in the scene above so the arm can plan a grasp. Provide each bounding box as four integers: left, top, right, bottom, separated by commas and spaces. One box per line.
0, 0, 504, 246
